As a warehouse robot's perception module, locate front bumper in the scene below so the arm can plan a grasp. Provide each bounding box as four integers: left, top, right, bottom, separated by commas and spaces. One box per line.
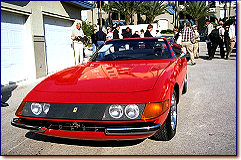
11, 118, 161, 140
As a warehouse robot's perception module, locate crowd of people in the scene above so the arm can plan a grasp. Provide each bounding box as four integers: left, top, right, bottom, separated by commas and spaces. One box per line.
174, 18, 236, 66
205, 19, 236, 60
71, 18, 236, 65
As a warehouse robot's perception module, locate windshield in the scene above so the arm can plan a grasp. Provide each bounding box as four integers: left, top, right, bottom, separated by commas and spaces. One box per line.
91, 38, 173, 61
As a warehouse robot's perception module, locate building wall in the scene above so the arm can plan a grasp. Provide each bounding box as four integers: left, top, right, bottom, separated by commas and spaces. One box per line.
1, 1, 87, 84
154, 13, 174, 31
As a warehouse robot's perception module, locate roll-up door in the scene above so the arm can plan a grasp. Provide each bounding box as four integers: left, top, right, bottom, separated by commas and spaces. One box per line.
44, 16, 74, 74
1, 11, 26, 85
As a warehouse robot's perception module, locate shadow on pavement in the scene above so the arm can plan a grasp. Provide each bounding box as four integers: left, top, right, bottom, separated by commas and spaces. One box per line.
25, 132, 145, 147
1, 82, 18, 107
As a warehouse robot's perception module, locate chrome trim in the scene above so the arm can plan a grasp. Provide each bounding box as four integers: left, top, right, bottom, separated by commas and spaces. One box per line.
11, 118, 45, 133
105, 123, 161, 135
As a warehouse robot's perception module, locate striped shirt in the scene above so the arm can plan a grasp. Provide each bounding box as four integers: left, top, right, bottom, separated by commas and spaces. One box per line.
181, 27, 195, 43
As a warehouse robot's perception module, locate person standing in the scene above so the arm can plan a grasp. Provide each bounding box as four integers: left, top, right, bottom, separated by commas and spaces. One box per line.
113, 24, 120, 39
131, 31, 140, 38
224, 25, 230, 58
181, 22, 196, 65
155, 30, 162, 37
106, 27, 113, 41
96, 27, 107, 47
208, 26, 221, 60
193, 25, 200, 58
204, 19, 214, 58
226, 20, 236, 59
91, 29, 97, 54
140, 29, 145, 38
216, 21, 225, 58
71, 22, 85, 65
96, 27, 107, 59
122, 27, 132, 38
144, 24, 153, 37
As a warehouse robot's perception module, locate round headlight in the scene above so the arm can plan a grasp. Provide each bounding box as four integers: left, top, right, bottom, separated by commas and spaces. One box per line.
31, 103, 42, 115
125, 104, 139, 119
43, 103, 50, 114
109, 105, 123, 119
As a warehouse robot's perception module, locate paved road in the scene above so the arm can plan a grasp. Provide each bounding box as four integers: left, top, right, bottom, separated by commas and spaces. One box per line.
1, 42, 236, 155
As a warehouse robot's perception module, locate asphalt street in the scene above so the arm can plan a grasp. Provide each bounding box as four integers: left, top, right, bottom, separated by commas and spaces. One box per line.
1, 42, 236, 156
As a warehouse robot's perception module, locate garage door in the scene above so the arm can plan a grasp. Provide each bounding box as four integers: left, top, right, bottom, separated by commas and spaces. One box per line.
1, 11, 26, 85
44, 16, 74, 74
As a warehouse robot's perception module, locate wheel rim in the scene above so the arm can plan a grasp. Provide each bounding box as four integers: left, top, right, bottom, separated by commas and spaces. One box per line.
184, 75, 187, 86
170, 92, 177, 130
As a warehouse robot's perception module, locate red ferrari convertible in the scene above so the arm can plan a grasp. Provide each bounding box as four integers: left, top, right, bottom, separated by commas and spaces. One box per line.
12, 37, 187, 141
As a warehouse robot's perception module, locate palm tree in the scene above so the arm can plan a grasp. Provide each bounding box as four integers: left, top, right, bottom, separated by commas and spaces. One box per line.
104, 1, 143, 25
102, 2, 114, 26
139, 1, 168, 24
183, 1, 215, 25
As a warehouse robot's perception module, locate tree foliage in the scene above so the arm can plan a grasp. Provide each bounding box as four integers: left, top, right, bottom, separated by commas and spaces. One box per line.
102, 1, 168, 25
183, 1, 215, 25
82, 21, 96, 46
107, 1, 144, 25
140, 1, 168, 24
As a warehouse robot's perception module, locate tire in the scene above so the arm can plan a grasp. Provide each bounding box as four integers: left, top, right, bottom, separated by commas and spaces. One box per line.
182, 74, 188, 94
151, 90, 177, 141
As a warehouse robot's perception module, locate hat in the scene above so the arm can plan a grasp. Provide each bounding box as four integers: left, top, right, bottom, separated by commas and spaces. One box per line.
192, 25, 197, 28
219, 21, 223, 25
75, 20, 82, 26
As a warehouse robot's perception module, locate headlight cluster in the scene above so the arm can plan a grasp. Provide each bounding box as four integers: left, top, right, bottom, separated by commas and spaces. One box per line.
30, 103, 50, 115
16, 102, 51, 117
104, 104, 143, 120
108, 104, 140, 119
104, 100, 169, 120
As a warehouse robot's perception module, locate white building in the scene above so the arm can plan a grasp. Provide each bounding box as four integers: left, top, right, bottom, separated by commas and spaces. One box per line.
1, 1, 93, 85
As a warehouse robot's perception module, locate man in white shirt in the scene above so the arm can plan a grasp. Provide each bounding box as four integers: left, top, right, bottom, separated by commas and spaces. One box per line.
193, 25, 200, 58
226, 20, 236, 59
204, 20, 213, 58
71, 21, 85, 65
216, 21, 225, 58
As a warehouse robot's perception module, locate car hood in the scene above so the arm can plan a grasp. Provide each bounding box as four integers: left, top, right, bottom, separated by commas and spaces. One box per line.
33, 60, 171, 93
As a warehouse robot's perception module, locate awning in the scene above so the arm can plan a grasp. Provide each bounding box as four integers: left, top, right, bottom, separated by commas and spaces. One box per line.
67, 1, 94, 10
166, 6, 175, 15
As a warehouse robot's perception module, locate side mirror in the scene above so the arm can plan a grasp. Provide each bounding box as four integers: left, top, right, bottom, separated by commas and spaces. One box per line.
180, 47, 187, 58
180, 52, 187, 58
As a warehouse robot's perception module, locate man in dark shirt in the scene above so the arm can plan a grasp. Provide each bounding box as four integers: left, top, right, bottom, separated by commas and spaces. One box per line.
96, 28, 107, 59
122, 27, 132, 38
113, 24, 120, 39
91, 29, 97, 54
131, 31, 140, 38
144, 24, 153, 37
96, 27, 107, 48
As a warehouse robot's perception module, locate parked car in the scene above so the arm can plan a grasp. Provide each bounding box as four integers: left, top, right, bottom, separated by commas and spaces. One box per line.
12, 37, 187, 141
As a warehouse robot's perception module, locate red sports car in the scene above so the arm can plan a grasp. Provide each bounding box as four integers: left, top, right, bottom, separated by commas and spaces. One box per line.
12, 37, 187, 141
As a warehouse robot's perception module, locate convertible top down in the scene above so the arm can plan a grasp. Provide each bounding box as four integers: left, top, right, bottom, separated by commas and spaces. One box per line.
12, 37, 187, 141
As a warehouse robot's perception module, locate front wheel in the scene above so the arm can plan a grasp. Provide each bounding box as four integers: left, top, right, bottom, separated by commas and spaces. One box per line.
151, 90, 177, 141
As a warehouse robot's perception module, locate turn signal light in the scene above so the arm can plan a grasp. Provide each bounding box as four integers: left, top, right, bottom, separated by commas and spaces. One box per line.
141, 100, 169, 120
15, 101, 26, 116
